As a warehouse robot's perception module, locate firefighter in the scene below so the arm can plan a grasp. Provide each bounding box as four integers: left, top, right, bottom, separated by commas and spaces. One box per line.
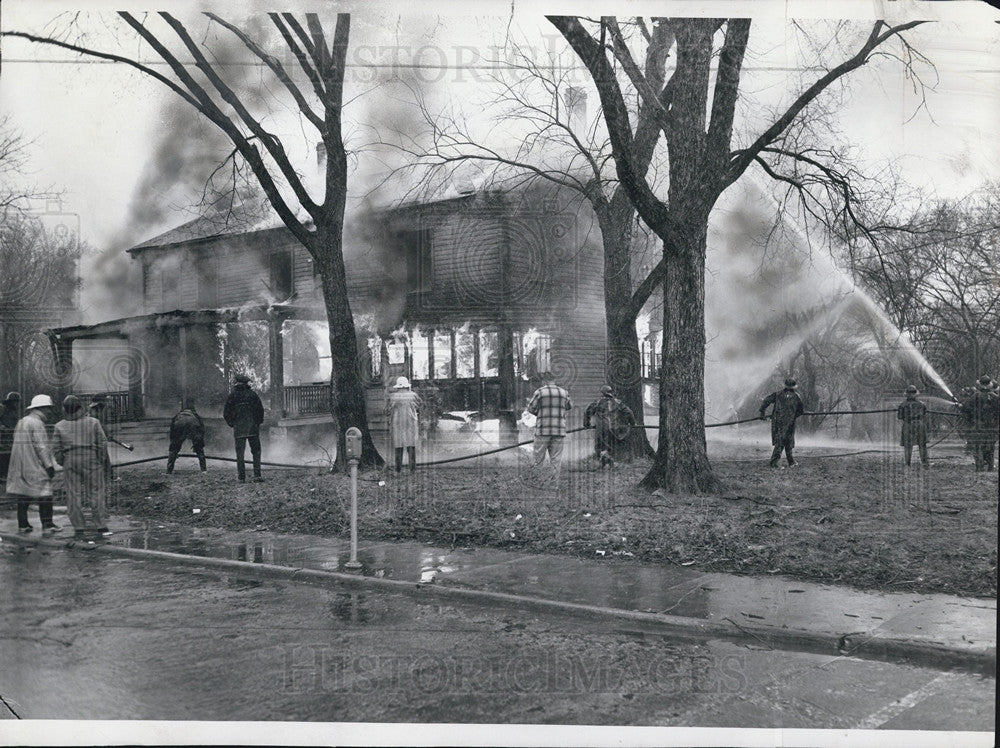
167, 403, 208, 474
584, 385, 636, 466
759, 377, 805, 468
897, 385, 929, 467
223, 374, 265, 483
962, 376, 999, 472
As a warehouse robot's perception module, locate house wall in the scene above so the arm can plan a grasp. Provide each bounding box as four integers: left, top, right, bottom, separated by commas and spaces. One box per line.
365, 186, 608, 426
129, 184, 609, 427
138, 229, 316, 314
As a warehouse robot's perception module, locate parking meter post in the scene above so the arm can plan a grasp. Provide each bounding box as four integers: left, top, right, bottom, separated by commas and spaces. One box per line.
344, 427, 363, 571
346, 459, 361, 570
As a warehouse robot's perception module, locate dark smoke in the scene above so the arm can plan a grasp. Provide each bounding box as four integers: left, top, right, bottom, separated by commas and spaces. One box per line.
82, 13, 276, 324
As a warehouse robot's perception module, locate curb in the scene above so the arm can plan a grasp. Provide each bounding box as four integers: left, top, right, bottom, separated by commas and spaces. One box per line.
2, 531, 994, 676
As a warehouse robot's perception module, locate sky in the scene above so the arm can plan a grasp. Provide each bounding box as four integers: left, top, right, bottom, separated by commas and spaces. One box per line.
2, 0, 998, 242
1, 0, 998, 334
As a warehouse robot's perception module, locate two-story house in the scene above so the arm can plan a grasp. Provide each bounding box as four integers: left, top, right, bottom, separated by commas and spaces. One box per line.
45, 182, 609, 438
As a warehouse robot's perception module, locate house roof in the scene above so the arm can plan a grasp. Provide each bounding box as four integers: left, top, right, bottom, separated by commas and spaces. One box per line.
126, 190, 483, 254
46, 303, 328, 340
127, 201, 290, 254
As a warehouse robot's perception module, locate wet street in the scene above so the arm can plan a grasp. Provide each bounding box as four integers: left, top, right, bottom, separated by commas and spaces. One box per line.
0, 541, 993, 729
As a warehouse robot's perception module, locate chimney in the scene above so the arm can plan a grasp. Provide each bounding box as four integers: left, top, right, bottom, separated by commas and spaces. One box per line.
316, 142, 327, 174
563, 86, 587, 131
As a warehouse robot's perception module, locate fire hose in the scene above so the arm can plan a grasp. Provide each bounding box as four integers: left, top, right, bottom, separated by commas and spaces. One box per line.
103, 407, 971, 470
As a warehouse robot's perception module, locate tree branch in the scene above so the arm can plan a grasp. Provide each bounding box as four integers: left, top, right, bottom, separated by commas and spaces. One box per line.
156, 12, 320, 221
269, 13, 326, 103
206, 13, 323, 130
726, 19, 928, 188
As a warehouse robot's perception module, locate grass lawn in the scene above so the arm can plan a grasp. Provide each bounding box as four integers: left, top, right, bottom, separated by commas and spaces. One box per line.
108, 442, 997, 599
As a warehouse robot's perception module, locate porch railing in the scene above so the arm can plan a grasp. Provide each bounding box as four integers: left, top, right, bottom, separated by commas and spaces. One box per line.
284, 383, 331, 417
76, 391, 133, 421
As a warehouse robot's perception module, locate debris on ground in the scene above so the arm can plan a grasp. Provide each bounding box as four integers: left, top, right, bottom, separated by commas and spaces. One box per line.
110, 454, 997, 598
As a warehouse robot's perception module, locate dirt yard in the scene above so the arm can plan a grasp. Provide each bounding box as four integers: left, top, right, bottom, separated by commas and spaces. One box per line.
108, 444, 997, 599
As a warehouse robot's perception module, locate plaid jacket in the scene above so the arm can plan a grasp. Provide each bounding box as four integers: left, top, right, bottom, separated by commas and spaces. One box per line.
527, 384, 572, 437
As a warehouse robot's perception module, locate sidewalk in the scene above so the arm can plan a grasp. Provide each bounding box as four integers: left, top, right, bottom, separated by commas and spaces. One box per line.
1, 511, 995, 673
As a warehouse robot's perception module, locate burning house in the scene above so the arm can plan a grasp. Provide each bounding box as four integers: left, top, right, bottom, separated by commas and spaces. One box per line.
46, 182, 608, 442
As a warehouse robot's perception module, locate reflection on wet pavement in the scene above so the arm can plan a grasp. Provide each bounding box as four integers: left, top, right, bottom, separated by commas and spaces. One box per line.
4, 514, 995, 660
0, 540, 993, 729
103, 521, 514, 585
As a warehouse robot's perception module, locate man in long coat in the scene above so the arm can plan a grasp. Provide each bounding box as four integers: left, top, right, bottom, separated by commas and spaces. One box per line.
584, 385, 636, 465
0, 391, 20, 481
5, 394, 58, 534
897, 385, 929, 467
224, 374, 265, 483
759, 377, 805, 467
53, 395, 110, 534
387, 376, 421, 472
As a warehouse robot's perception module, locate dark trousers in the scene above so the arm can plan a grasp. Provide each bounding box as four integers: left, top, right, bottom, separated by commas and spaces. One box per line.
770, 438, 794, 466
0, 452, 10, 482
14, 494, 54, 529
395, 446, 416, 472
167, 437, 207, 472
235, 435, 261, 480
904, 442, 929, 466
972, 441, 996, 472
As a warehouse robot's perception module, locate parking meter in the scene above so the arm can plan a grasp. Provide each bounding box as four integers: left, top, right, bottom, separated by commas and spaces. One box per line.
345, 427, 362, 463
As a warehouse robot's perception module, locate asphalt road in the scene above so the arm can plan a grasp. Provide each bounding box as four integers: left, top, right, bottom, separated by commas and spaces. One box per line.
0, 541, 994, 731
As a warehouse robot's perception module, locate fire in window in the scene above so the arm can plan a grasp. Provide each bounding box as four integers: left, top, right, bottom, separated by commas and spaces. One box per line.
367, 337, 383, 378
411, 330, 430, 380
478, 330, 499, 377
521, 331, 551, 378
455, 329, 475, 378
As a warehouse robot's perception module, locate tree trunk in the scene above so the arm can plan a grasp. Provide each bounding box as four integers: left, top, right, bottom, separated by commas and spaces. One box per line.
640, 222, 721, 493
314, 225, 383, 469
606, 318, 652, 459
599, 201, 654, 459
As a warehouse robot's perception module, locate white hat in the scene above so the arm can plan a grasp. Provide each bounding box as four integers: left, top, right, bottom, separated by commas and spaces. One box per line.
26, 394, 54, 410
393, 376, 411, 389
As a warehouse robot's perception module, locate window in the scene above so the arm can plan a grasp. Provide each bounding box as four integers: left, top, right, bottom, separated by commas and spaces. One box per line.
641, 339, 660, 379
478, 330, 499, 377
433, 331, 452, 379
269, 248, 293, 301
411, 331, 430, 380
455, 329, 475, 378
522, 332, 551, 378
366, 338, 382, 379
401, 229, 433, 294
161, 266, 179, 310
195, 255, 218, 308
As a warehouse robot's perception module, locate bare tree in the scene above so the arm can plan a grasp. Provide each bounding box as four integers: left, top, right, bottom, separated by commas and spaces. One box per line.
0, 116, 36, 215
383, 23, 678, 458
548, 16, 928, 493
5, 12, 384, 467
849, 191, 1000, 387
0, 211, 81, 394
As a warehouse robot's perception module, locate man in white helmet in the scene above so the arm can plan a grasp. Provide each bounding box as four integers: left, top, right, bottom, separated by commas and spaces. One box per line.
5, 394, 59, 534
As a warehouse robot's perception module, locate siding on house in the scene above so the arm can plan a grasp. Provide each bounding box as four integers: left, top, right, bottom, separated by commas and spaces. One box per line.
126, 184, 610, 427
